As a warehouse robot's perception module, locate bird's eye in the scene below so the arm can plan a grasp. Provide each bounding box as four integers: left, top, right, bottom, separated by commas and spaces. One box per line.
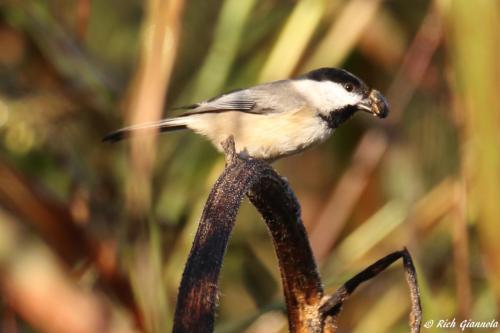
344, 83, 354, 92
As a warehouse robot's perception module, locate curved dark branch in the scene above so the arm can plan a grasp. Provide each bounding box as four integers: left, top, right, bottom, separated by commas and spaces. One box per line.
172, 137, 422, 333
172, 137, 326, 332
172, 139, 264, 332
319, 248, 422, 333
247, 171, 326, 332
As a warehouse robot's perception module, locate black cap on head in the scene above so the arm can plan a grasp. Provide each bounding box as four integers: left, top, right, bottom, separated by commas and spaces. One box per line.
301, 67, 369, 95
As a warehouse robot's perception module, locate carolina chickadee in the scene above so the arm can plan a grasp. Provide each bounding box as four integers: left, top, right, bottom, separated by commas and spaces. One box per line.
103, 68, 389, 160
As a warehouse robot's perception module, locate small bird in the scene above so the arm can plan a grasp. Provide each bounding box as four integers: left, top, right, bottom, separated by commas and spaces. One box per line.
103, 67, 388, 160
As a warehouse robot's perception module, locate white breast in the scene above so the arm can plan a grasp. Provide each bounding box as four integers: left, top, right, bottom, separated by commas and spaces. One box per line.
183, 108, 332, 160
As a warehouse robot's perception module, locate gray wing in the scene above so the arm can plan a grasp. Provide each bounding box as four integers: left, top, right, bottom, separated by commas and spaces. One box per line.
177, 80, 307, 116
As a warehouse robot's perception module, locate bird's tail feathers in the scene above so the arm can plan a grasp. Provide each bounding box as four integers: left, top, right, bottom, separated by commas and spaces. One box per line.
102, 118, 188, 143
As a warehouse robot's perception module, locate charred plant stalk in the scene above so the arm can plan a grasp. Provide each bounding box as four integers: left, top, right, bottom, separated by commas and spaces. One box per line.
172, 142, 269, 332
247, 172, 326, 332
319, 249, 422, 332
172, 137, 421, 333
172, 138, 327, 332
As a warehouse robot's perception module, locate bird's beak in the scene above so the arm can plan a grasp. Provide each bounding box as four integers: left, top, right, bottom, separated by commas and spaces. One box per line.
356, 89, 389, 119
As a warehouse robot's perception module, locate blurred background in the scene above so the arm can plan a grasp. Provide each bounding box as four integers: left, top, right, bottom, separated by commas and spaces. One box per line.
0, 0, 499, 332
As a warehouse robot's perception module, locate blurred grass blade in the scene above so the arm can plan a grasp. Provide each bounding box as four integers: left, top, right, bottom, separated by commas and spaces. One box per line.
188, 0, 257, 101
385, 3, 442, 123
124, 0, 185, 332
126, 0, 185, 216
451, 180, 472, 319
302, 0, 383, 71
0, 209, 135, 333
309, 129, 387, 262
449, 0, 500, 302
357, 7, 406, 70
352, 285, 409, 333
0, 159, 88, 264
259, 0, 325, 82
325, 200, 407, 273
14, 3, 120, 106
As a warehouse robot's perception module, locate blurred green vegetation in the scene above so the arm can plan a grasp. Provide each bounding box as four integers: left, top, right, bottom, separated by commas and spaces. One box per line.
0, 0, 499, 332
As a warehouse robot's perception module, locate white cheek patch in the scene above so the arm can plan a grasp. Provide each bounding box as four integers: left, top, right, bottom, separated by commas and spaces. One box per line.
292, 79, 362, 113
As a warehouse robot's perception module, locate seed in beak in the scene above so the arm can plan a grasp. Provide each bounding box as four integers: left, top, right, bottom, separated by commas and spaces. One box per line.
369, 90, 389, 118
